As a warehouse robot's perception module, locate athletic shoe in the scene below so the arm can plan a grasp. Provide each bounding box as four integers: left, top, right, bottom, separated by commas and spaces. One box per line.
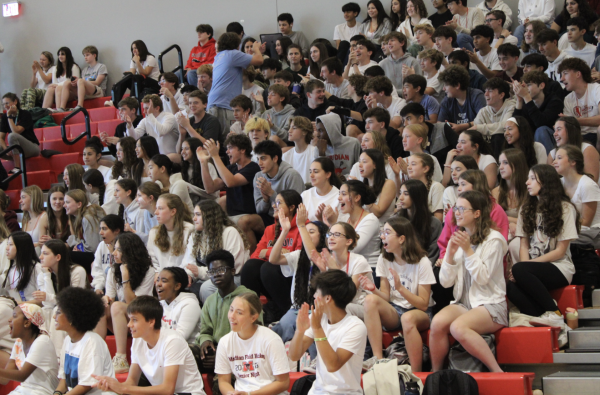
303, 358, 318, 374
529, 311, 564, 327
104, 100, 113, 107
50, 108, 66, 113
68, 105, 83, 112
112, 354, 130, 374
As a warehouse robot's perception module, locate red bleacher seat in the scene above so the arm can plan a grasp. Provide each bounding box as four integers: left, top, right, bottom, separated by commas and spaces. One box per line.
52, 111, 84, 126
105, 335, 133, 363
70, 122, 98, 138
89, 107, 118, 122
5, 190, 19, 210
203, 374, 214, 395
82, 96, 111, 110
41, 139, 70, 153
34, 128, 43, 141
42, 126, 65, 141
0, 380, 19, 395
97, 119, 123, 137
7, 170, 55, 190
49, 152, 83, 170
551, 285, 584, 314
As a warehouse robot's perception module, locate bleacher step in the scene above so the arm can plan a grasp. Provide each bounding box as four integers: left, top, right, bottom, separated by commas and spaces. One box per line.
569, 328, 600, 350
593, 289, 600, 307
578, 308, 600, 322
552, 351, 600, 364
543, 372, 600, 395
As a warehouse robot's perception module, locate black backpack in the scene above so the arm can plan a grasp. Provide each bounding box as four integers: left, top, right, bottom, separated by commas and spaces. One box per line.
423, 369, 479, 395
290, 374, 316, 395
570, 245, 600, 307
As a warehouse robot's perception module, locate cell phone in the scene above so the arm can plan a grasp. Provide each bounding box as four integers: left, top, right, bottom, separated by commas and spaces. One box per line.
71, 76, 77, 82
292, 83, 301, 94
446, 121, 452, 128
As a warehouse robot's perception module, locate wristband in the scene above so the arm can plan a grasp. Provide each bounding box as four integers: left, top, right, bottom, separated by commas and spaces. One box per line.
54, 392, 64, 395
315, 337, 328, 342
121, 280, 130, 285
499, 35, 505, 39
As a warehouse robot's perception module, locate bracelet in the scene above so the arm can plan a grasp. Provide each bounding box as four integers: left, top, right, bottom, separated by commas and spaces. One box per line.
314, 337, 328, 342
54, 391, 64, 395
121, 280, 130, 285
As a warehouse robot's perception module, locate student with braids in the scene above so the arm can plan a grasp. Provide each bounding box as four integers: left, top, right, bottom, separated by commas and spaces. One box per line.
40, 186, 69, 244
492, 148, 530, 264
132, 182, 161, 244
3, 232, 42, 302
508, 164, 580, 327
430, 190, 508, 373
406, 152, 444, 221
90, 215, 124, 295
0, 303, 59, 394
361, 216, 436, 372
82, 136, 112, 184
96, 232, 156, 374
269, 203, 329, 345
183, 200, 250, 303
82, 169, 107, 207
147, 193, 194, 272
156, 266, 202, 344
114, 179, 143, 233
554, 145, 600, 228
395, 179, 443, 263
133, 136, 160, 186
110, 136, 137, 181
241, 190, 305, 320
148, 154, 194, 213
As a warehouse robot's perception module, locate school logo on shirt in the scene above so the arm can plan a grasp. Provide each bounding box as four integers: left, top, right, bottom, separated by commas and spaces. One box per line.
574, 104, 595, 118
243, 360, 255, 372
229, 353, 266, 378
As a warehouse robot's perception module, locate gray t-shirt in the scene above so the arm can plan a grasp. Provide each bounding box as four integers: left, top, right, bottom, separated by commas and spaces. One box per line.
81, 63, 108, 92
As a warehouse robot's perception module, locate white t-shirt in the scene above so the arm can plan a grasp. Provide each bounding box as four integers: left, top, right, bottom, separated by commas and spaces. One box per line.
161, 90, 186, 115
131, 328, 204, 395
564, 43, 597, 68
105, 265, 155, 302
282, 145, 319, 184
349, 60, 379, 76
349, 162, 399, 189
36, 66, 55, 90
563, 175, 600, 228
59, 331, 115, 394
563, 82, 600, 135
10, 335, 59, 395
534, 142, 547, 164
301, 186, 340, 222
516, 202, 579, 283
428, 181, 444, 213
52, 65, 81, 85
478, 154, 497, 172
215, 326, 290, 394
338, 212, 381, 267
375, 255, 436, 309
242, 84, 265, 115
475, 48, 501, 71
426, 72, 445, 104
81, 63, 109, 92
6, 263, 43, 302
379, 96, 406, 118
334, 23, 361, 42
130, 55, 160, 80
491, 35, 519, 47
304, 314, 367, 395
443, 185, 458, 209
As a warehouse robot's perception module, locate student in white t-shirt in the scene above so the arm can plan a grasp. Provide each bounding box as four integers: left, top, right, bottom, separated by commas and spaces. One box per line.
289, 270, 368, 395
93, 296, 206, 395
554, 145, 600, 228
215, 293, 290, 394
283, 116, 319, 184
2, 231, 42, 303
406, 153, 444, 221
364, 76, 406, 129
21, 51, 55, 110
358, 149, 397, 227
467, 25, 502, 79
159, 72, 186, 115
54, 287, 116, 395
446, 130, 498, 190
563, 17, 597, 68
41, 47, 81, 111
129, 40, 160, 83
334, 3, 362, 48
301, 158, 342, 222
0, 303, 58, 395
507, 165, 579, 327
361, 216, 435, 372
83, 137, 113, 185
96, 232, 156, 375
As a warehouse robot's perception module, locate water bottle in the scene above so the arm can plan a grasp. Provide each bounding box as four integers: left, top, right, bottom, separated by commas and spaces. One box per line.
405, 381, 420, 395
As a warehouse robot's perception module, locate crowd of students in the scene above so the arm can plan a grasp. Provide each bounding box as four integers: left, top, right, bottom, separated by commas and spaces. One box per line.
1, 0, 600, 393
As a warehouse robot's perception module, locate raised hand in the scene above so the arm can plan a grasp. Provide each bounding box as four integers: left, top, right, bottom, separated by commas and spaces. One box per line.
296, 302, 311, 333
196, 146, 210, 163
310, 296, 325, 330
359, 274, 376, 291
310, 249, 327, 272
204, 139, 220, 158
278, 208, 291, 233
322, 205, 339, 226
296, 203, 309, 225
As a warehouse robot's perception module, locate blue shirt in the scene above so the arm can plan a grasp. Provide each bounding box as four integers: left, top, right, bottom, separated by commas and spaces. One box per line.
438, 88, 486, 125
207, 50, 252, 110
414, 94, 440, 121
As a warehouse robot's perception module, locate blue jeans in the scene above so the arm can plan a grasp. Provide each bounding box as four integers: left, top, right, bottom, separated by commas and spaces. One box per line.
457, 33, 474, 52
186, 69, 198, 86
534, 126, 555, 155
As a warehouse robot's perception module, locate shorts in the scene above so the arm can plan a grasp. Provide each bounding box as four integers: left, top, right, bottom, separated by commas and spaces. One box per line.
85, 85, 104, 99
454, 300, 509, 327
383, 304, 434, 331
228, 214, 245, 225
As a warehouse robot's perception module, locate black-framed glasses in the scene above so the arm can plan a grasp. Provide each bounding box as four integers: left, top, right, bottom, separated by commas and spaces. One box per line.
484, 18, 498, 23
326, 231, 348, 239
207, 267, 230, 276
452, 207, 474, 215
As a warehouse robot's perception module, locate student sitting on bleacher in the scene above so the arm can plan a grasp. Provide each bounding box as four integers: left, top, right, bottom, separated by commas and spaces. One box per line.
195, 250, 260, 374
56, 46, 108, 113
65, 189, 105, 255
148, 155, 194, 213
175, 91, 223, 159
115, 179, 143, 233
0, 303, 59, 394
95, 296, 207, 395
196, 64, 213, 96
21, 51, 55, 110
289, 270, 367, 395
82, 169, 107, 208
41, 185, 69, 244
83, 136, 113, 184
111, 40, 160, 106
159, 72, 185, 115
431, 190, 507, 373
315, 113, 361, 176
101, 97, 142, 158
1, 93, 40, 173
90, 215, 123, 296
41, 47, 80, 112
2, 232, 41, 303
185, 24, 217, 86
109, 137, 137, 181
130, 181, 160, 245
260, 84, 295, 147
130, 136, 159, 191
63, 164, 86, 195
20, 185, 47, 253
229, 95, 253, 135
181, 137, 220, 203
242, 66, 265, 116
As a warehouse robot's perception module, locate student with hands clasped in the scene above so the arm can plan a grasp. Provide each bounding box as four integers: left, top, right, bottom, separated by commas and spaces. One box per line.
289, 270, 367, 395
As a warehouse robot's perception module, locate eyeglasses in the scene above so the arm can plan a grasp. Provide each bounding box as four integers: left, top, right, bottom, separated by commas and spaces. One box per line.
207, 267, 230, 276
484, 18, 498, 23
326, 231, 348, 239
452, 207, 474, 215
380, 230, 397, 237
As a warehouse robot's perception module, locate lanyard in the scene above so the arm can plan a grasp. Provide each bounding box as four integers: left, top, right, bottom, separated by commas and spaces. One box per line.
346, 252, 351, 274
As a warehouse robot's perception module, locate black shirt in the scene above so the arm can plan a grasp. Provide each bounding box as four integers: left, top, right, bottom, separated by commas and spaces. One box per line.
108, 115, 143, 156
384, 127, 406, 161
226, 161, 261, 216
0, 110, 39, 145
285, 65, 308, 84
293, 100, 330, 121
189, 112, 226, 160
429, 9, 453, 29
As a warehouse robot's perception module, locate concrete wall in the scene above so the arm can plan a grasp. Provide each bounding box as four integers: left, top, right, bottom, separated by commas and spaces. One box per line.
0, 0, 564, 96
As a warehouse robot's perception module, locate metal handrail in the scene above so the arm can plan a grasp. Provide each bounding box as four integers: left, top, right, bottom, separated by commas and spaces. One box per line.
0, 144, 27, 187
158, 44, 184, 85
61, 107, 91, 145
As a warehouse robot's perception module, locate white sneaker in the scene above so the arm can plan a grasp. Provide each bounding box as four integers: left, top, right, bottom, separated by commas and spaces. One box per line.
362, 356, 378, 372
529, 311, 564, 327
104, 100, 113, 107
303, 358, 318, 374
112, 354, 130, 374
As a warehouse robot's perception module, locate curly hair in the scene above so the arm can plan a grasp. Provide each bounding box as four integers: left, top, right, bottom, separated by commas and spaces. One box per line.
65, 163, 86, 192
47, 185, 70, 241
521, 20, 547, 53
56, 287, 105, 333
2, 232, 39, 292
503, 115, 538, 169
154, 194, 192, 256
112, 136, 137, 180
455, 190, 493, 245
497, 148, 529, 211
21, 185, 44, 229
411, 152, 435, 191
361, 149, 388, 197
113, 232, 153, 290
438, 65, 470, 90
181, 138, 204, 189
520, 164, 580, 238
293, 221, 328, 309
396, 179, 433, 248
218, 32, 242, 52
65, 190, 106, 241
382, 216, 426, 263
191, 200, 250, 262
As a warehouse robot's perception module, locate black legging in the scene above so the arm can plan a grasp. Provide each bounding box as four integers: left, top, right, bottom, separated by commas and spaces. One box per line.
111, 74, 160, 108
431, 265, 454, 315
506, 261, 569, 317
240, 258, 293, 317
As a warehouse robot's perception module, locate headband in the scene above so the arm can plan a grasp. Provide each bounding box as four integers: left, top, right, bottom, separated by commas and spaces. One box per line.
19, 303, 48, 335
506, 117, 519, 126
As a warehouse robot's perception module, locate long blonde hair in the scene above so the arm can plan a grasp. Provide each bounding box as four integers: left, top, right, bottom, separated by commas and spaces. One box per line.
153, 194, 192, 256
65, 190, 105, 240
21, 185, 44, 228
